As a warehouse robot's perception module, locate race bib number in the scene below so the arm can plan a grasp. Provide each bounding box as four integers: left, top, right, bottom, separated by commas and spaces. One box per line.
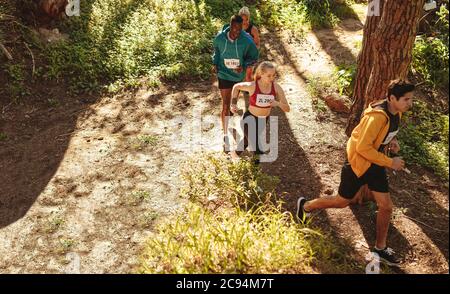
224, 59, 240, 69
382, 130, 399, 145
256, 94, 275, 107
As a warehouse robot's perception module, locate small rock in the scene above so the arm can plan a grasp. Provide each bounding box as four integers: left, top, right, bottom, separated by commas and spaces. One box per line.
322, 93, 351, 114
37, 27, 69, 43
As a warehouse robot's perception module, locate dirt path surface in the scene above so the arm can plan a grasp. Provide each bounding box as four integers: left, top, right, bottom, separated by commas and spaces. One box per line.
0, 8, 448, 273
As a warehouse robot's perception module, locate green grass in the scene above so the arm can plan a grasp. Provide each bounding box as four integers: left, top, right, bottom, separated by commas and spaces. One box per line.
124, 190, 152, 205
57, 238, 76, 254
130, 135, 159, 150
180, 153, 280, 211
398, 100, 449, 180
138, 135, 159, 146
140, 202, 357, 274
139, 153, 360, 274
44, 212, 65, 233
3, 63, 30, 103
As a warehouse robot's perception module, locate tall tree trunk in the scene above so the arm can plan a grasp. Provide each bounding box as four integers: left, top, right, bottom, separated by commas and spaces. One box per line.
345, 0, 385, 136
364, 0, 425, 103
345, 0, 425, 204
346, 0, 425, 136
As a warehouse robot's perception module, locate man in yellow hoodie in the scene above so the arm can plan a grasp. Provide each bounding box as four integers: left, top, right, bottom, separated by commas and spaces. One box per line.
296, 79, 415, 267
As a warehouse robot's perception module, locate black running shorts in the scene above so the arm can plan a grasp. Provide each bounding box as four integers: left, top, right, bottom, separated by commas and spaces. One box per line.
338, 161, 389, 199
218, 78, 239, 89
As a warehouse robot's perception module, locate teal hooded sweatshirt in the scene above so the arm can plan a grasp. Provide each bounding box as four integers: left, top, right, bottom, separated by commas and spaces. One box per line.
212, 25, 259, 82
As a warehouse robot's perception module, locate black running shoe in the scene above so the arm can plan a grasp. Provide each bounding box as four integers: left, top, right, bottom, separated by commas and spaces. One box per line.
372, 247, 400, 267
296, 197, 310, 223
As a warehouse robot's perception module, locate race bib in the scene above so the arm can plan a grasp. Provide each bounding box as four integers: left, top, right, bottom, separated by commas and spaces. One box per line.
382, 130, 399, 145
256, 94, 275, 107
224, 58, 240, 69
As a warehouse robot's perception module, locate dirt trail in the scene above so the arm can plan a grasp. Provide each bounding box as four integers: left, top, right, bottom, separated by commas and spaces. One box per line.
0, 7, 448, 273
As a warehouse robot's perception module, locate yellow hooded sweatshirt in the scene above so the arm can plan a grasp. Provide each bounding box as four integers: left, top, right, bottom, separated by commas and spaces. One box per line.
347, 99, 402, 177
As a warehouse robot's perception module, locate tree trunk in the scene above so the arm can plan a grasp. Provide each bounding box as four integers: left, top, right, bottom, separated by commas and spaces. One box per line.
345, 0, 425, 204
345, 0, 385, 136
345, 0, 425, 136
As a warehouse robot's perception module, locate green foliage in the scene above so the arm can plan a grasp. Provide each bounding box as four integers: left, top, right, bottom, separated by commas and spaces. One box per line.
203, 0, 247, 22
305, 76, 332, 115
334, 64, 356, 96
140, 153, 359, 274
3, 63, 30, 102
301, 0, 338, 28
412, 3, 449, 89
38, 0, 362, 93
257, 0, 349, 34
398, 100, 449, 179
258, 0, 308, 37
46, 0, 218, 93
436, 3, 449, 43
331, 0, 360, 20
412, 36, 449, 89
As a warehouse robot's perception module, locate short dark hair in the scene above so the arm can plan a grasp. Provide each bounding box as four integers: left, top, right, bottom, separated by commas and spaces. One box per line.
387, 79, 415, 100
230, 15, 243, 25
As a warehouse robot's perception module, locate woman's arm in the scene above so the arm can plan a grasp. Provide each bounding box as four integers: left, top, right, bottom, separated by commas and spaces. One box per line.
251, 26, 260, 48
230, 82, 254, 113
271, 83, 290, 112
231, 82, 254, 104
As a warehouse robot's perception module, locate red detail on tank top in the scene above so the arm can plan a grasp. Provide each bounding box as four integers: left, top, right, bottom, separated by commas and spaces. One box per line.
249, 79, 276, 108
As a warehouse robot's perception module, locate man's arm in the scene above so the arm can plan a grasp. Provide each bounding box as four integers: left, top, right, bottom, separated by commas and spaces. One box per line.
212, 37, 220, 70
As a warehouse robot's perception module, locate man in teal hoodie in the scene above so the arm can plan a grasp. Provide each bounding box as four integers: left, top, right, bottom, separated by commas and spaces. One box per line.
212, 15, 259, 152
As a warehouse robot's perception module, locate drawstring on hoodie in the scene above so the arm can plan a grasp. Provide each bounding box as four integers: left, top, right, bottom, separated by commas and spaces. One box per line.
222, 39, 228, 56
222, 32, 239, 59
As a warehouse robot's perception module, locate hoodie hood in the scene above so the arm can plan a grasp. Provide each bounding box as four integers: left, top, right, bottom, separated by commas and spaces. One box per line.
219, 24, 253, 44
363, 99, 402, 120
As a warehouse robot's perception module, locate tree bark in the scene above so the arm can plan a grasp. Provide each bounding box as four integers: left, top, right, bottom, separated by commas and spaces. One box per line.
345, 0, 385, 136
345, 0, 425, 204
345, 0, 425, 136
